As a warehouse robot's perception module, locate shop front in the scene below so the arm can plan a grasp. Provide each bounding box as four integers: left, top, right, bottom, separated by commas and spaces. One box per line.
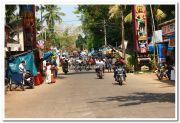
158, 19, 175, 80
158, 19, 175, 66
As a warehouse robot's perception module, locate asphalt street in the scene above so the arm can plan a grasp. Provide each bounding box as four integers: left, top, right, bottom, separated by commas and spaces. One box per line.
5, 70, 175, 118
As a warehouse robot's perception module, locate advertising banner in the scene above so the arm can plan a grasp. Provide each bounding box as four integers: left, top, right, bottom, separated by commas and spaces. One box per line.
157, 43, 168, 63
132, 5, 148, 53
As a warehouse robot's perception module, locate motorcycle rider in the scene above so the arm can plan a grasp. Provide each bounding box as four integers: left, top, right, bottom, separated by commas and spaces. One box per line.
113, 59, 120, 81
62, 59, 69, 73
95, 58, 105, 74
113, 57, 127, 82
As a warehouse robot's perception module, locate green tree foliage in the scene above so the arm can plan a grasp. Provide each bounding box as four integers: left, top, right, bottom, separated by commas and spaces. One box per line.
5, 5, 21, 43
76, 5, 112, 50
76, 5, 133, 51
5, 5, 17, 24
36, 5, 66, 48
43, 5, 65, 33
76, 34, 86, 50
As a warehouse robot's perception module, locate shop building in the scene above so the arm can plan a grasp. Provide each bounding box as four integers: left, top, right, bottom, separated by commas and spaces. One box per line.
158, 19, 175, 66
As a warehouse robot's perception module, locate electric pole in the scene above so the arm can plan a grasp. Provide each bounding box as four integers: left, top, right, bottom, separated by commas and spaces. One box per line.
121, 8, 125, 59
103, 19, 107, 46
150, 5, 157, 67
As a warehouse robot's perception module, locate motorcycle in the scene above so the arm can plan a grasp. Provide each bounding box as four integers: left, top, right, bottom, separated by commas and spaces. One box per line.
115, 67, 126, 85
166, 65, 174, 80
96, 66, 103, 79
155, 66, 168, 80
24, 71, 34, 89
62, 63, 69, 74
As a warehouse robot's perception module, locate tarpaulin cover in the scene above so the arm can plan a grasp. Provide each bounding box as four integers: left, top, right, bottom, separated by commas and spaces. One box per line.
8, 52, 37, 77
43, 51, 53, 60
10, 73, 23, 83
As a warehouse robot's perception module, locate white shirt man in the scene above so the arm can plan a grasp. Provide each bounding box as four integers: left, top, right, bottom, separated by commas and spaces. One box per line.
95, 59, 105, 69
19, 61, 26, 74
76, 59, 82, 64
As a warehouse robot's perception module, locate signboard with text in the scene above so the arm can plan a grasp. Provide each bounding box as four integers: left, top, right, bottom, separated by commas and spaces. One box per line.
161, 23, 175, 35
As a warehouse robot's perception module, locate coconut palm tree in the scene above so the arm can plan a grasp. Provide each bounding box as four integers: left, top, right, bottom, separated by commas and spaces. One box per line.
124, 5, 167, 25
109, 5, 126, 59
43, 5, 65, 33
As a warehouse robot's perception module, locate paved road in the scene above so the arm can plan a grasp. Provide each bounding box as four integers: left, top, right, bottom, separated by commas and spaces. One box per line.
5, 70, 175, 118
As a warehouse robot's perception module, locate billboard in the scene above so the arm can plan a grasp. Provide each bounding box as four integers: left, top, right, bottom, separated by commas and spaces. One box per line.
132, 5, 148, 53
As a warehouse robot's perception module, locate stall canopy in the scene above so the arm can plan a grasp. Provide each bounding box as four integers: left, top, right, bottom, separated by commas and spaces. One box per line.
8, 52, 37, 77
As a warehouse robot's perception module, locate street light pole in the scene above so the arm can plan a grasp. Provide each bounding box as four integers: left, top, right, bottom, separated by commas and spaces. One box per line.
103, 19, 107, 46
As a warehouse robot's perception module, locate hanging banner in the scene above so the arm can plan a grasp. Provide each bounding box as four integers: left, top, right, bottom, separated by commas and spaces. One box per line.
132, 5, 148, 53
157, 43, 168, 63
154, 30, 163, 43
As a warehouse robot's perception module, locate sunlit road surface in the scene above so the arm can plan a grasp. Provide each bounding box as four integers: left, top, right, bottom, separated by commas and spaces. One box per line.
5, 70, 175, 118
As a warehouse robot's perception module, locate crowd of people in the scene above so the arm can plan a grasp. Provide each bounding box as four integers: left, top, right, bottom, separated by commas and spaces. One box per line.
18, 51, 127, 85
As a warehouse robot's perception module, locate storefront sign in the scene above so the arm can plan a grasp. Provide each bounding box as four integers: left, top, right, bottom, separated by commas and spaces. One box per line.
161, 23, 175, 35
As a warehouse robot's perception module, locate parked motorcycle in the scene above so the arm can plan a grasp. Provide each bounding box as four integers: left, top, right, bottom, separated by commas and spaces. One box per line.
96, 66, 103, 79
24, 71, 34, 89
155, 66, 168, 80
166, 65, 174, 80
115, 67, 126, 85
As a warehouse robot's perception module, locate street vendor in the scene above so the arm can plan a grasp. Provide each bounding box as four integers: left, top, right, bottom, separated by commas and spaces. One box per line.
19, 60, 26, 75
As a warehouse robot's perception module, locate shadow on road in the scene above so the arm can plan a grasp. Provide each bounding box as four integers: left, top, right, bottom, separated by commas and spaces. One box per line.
56, 75, 67, 79
148, 79, 175, 88
88, 92, 175, 106
112, 82, 127, 86
158, 79, 175, 86
63, 71, 95, 75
